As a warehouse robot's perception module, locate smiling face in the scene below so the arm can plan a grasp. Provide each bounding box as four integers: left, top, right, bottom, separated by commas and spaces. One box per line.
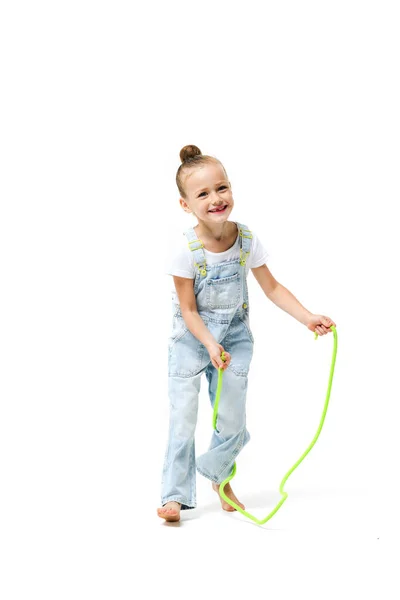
179, 161, 234, 224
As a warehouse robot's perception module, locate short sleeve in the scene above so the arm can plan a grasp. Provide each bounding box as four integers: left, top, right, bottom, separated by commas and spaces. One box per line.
165, 235, 195, 279
249, 230, 269, 268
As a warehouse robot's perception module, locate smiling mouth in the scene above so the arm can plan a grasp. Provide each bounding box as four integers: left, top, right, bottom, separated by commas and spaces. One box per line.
208, 205, 228, 213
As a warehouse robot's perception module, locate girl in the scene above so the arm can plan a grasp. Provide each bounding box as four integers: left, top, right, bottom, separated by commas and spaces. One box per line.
158, 145, 336, 522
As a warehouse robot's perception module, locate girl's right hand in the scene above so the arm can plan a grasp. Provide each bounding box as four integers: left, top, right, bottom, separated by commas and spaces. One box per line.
206, 342, 231, 371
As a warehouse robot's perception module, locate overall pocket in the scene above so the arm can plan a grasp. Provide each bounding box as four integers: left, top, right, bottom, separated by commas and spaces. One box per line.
206, 272, 240, 309
168, 313, 188, 347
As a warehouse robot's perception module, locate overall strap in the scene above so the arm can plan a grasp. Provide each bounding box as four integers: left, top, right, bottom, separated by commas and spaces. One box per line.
183, 226, 207, 276
237, 222, 253, 267
184, 222, 253, 277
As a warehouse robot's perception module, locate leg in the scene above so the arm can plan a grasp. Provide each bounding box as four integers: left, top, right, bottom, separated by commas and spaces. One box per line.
196, 365, 251, 484
160, 373, 201, 511
196, 317, 254, 484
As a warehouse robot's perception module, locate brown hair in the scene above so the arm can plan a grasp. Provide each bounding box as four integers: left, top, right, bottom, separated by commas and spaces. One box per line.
176, 145, 227, 199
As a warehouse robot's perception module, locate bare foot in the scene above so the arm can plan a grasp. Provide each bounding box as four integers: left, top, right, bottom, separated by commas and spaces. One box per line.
157, 501, 181, 522
212, 482, 245, 512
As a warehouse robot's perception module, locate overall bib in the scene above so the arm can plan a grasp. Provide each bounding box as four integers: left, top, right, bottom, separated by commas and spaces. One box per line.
161, 222, 255, 510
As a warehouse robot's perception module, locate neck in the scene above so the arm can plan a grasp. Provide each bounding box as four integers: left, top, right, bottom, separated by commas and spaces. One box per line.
195, 220, 234, 242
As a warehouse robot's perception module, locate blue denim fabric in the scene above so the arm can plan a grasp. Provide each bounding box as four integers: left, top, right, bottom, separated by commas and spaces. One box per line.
161, 222, 255, 510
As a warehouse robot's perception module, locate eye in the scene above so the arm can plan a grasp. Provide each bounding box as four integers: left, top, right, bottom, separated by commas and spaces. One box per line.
198, 186, 227, 198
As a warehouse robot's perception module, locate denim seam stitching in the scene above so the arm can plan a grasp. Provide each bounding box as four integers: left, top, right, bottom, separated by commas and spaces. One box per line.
195, 465, 220, 484
238, 314, 254, 345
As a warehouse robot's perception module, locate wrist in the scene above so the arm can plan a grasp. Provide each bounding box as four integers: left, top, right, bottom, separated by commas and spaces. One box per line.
301, 310, 313, 326
205, 338, 217, 351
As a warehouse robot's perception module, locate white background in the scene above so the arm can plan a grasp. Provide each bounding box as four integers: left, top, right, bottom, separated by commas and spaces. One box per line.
1, 1, 399, 598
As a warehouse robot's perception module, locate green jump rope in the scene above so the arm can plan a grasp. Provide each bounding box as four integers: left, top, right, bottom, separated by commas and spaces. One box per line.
214, 325, 338, 525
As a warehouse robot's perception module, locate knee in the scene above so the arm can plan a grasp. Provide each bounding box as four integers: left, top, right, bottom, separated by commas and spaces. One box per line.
216, 414, 246, 438
171, 405, 197, 440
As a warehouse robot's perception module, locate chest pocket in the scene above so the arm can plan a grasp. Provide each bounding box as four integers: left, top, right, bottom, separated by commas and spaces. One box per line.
206, 272, 240, 309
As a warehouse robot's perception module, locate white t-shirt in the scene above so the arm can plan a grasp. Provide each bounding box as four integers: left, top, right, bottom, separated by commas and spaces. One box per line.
165, 222, 269, 302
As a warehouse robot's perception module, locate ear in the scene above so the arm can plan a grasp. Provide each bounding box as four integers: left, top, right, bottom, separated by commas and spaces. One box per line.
179, 197, 192, 213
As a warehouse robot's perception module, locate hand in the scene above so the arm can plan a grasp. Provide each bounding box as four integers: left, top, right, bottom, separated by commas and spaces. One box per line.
206, 342, 231, 370
306, 314, 336, 336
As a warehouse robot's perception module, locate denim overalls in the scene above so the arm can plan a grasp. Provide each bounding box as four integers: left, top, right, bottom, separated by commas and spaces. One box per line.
161, 222, 255, 510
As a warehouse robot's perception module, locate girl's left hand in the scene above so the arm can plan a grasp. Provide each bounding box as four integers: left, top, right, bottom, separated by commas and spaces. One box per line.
306, 314, 336, 336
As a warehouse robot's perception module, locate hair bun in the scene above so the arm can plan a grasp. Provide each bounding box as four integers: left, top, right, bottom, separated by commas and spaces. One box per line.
179, 145, 202, 163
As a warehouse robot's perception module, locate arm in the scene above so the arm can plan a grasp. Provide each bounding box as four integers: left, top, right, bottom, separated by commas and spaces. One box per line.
173, 275, 216, 348
251, 264, 336, 334
172, 277, 232, 369
172, 276, 216, 348
251, 264, 312, 325
182, 311, 217, 349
